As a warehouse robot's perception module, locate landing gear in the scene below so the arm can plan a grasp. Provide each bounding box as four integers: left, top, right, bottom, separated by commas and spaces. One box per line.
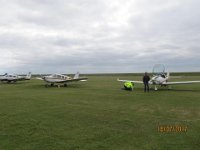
45, 83, 67, 88
45, 84, 55, 87
154, 86, 158, 91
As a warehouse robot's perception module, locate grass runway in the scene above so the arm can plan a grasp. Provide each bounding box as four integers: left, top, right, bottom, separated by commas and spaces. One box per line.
0, 74, 200, 150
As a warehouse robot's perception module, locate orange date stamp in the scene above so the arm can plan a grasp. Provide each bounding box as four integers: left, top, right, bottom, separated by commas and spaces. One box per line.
158, 125, 187, 132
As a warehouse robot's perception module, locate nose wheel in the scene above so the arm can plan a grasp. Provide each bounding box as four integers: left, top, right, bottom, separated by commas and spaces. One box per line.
154, 86, 158, 91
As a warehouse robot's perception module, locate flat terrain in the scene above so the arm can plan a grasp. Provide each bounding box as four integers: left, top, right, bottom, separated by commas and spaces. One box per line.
0, 73, 200, 150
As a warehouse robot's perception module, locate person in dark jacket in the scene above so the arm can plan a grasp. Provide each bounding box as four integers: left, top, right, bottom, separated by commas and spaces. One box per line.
143, 72, 150, 92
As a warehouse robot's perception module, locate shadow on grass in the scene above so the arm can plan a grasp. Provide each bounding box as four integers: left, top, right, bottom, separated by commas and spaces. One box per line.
120, 88, 133, 92
29, 83, 87, 89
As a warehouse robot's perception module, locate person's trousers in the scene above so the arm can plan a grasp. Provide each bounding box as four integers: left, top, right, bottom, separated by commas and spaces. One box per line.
144, 83, 149, 92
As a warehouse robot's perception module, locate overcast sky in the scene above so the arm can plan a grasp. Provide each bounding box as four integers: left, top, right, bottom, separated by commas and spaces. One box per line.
0, 0, 200, 74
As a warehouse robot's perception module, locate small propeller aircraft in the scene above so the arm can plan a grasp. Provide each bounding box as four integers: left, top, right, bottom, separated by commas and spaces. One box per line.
0, 72, 32, 83
118, 64, 200, 90
36, 72, 88, 87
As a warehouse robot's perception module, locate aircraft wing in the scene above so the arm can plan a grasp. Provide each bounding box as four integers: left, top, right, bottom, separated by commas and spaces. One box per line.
117, 79, 143, 84
162, 81, 200, 85
56, 77, 88, 83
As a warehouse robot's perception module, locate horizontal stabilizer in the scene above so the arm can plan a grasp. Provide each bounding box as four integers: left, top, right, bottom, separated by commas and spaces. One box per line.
36, 77, 44, 80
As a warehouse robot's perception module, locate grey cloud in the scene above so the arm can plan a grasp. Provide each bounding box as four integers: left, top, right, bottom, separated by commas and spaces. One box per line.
0, 0, 200, 74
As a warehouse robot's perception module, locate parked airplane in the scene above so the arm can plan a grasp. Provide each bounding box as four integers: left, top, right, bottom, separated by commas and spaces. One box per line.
118, 64, 200, 90
36, 72, 88, 87
0, 72, 32, 83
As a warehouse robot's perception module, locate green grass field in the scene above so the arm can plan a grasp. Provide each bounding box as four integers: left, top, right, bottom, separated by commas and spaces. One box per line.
0, 74, 200, 150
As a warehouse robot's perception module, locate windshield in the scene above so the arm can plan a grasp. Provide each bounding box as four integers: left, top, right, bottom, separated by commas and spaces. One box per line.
152, 64, 165, 75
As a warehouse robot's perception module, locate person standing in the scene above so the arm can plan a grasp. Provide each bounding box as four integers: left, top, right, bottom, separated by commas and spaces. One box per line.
143, 72, 150, 92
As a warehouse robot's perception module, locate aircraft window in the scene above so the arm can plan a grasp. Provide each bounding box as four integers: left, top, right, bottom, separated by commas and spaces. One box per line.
161, 74, 165, 78
65, 76, 70, 80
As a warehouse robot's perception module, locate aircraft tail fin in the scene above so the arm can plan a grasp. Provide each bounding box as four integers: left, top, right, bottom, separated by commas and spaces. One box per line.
73, 72, 80, 79
26, 72, 32, 79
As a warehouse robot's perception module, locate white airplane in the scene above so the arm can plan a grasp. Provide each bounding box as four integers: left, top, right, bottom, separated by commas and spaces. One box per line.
118, 64, 200, 90
0, 72, 32, 83
36, 72, 88, 87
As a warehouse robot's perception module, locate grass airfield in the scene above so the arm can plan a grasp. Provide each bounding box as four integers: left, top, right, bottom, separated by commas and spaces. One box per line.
0, 73, 200, 150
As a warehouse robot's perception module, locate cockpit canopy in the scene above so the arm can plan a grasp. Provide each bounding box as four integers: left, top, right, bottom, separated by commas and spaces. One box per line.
152, 64, 165, 75
5, 74, 17, 78
50, 74, 71, 80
